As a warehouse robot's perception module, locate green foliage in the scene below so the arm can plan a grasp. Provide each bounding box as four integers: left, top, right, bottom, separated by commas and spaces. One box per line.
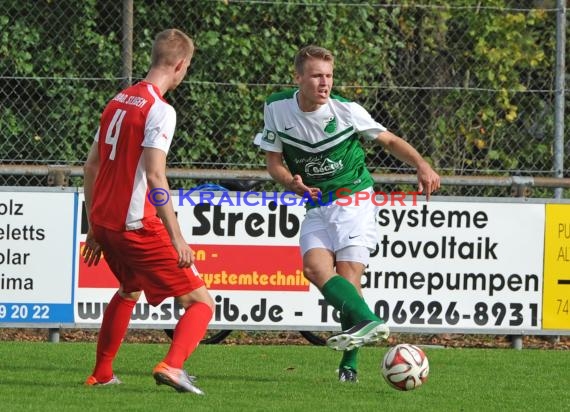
0, 0, 563, 193
0, 0, 122, 165
410, 0, 556, 176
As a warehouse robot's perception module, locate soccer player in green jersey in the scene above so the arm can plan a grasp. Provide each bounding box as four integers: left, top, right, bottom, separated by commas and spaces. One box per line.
257, 45, 440, 382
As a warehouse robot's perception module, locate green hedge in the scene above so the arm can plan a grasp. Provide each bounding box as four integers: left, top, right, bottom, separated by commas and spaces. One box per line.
0, 0, 562, 189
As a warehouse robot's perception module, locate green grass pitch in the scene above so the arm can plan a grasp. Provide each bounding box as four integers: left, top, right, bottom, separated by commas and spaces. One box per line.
0, 341, 568, 411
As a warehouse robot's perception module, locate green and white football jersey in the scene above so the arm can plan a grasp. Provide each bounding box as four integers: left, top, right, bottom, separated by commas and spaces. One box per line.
260, 88, 386, 202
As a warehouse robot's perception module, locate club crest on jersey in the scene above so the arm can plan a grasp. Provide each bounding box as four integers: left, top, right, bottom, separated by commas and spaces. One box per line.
323, 116, 337, 133
262, 130, 276, 143
305, 157, 343, 178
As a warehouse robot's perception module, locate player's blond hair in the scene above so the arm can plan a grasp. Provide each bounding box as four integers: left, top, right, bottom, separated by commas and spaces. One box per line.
151, 29, 194, 67
294, 45, 334, 74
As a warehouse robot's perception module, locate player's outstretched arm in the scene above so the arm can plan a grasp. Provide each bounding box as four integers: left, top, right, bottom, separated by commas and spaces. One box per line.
375, 131, 440, 200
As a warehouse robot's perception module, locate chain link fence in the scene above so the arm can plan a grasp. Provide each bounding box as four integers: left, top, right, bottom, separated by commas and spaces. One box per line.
0, 0, 568, 197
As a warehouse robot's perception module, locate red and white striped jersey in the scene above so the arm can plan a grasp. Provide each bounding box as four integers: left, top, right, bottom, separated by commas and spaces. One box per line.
90, 81, 176, 231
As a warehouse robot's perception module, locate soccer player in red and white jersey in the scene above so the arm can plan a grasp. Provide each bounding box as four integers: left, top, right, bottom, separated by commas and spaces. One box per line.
82, 29, 213, 395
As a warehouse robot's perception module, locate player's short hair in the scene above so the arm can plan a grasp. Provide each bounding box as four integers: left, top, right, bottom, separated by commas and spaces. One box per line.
151, 29, 194, 67
294, 45, 334, 74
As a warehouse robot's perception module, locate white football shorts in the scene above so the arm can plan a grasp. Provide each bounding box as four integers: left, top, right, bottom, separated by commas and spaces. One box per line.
299, 187, 378, 265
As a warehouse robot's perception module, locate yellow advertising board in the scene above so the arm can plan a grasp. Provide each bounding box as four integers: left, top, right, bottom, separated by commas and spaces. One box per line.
543, 204, 570, 329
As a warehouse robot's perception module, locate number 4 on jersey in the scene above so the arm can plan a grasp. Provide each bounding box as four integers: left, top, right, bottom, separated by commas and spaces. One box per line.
105, 109, 126, 160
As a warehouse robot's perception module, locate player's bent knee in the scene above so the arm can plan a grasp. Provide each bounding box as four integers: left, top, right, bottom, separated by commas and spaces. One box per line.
175, 287, 214, 310
118, 289, 141, 301
302, 266, 334, 289
302, 264, 319, 281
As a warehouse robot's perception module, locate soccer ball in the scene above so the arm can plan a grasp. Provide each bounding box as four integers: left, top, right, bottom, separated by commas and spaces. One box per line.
381, 344, 429, 391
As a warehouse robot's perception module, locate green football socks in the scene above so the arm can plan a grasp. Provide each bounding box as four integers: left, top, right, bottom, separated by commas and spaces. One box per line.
339, 312, 358, 371
322, 275, 380, 372
321, 275, 380, 325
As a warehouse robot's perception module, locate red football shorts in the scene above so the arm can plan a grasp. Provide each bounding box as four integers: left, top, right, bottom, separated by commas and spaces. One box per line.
92, 216, 205, 306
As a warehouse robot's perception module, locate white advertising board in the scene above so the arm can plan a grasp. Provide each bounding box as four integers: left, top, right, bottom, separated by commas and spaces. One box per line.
365, 200, 544, 332
0, 190, 76, 324
74, 192, 548, 333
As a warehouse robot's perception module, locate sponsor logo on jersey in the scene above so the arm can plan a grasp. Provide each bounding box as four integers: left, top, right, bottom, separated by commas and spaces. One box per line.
305, 157, 343, 178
